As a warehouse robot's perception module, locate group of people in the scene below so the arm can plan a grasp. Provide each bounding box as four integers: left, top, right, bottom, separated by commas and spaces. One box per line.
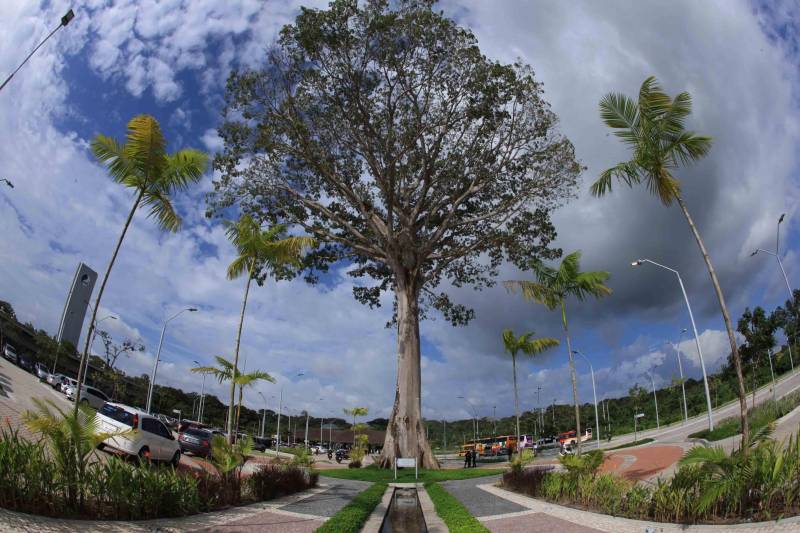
463, 449, 478, 468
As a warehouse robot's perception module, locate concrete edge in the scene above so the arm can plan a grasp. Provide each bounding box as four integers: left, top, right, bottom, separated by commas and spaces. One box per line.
417, 484, 448, 533
361, 485, 393, 533
477, 482, 800, 532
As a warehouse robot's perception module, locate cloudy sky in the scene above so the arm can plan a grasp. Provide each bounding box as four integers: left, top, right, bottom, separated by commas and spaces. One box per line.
0, 0, 798, 423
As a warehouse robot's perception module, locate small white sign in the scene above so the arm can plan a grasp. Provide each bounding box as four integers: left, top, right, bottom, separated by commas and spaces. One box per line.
397, 458, 416, 468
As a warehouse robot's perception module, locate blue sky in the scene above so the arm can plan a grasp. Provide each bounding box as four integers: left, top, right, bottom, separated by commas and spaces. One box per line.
0, 0, 798, 422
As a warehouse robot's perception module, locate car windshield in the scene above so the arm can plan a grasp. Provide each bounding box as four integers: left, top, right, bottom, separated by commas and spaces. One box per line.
184, 428, 210, 438
99, 404, 136, 427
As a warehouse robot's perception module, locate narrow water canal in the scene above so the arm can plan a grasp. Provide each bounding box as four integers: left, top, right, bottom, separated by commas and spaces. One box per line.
379, 487, 427, 533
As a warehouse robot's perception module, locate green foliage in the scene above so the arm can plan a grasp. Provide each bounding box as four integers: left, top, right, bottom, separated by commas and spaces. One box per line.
689, 389, 800, 441
349, 433, 369, 468
209, 433, 253, 505
510, 448, 535, 474
247, 464, 318, 501
559, 449, 604, 478
319, 465, 500, 484
290, 448, 315, 467
315, 482, 386, 533
426, 482, 489, 533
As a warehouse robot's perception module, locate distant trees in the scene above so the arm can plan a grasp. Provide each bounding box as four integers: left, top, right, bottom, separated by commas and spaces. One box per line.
77, 115, 207, 415
736, 307, 778, 406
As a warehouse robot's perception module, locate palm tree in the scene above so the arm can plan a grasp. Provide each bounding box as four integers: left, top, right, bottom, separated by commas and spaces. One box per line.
76, 115, 207, 414
224, 216, 315, 443
592, 76, 750, 445
502, 329, 559, 455
343, 407, 369, 445
192, 355, 274, 436
505, 251, 611, 454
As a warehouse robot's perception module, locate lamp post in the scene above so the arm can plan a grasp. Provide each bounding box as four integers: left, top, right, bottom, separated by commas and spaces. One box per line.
457, 396, 478, 441
752, 213, 795, 370
318, 398, 324, 449
258, 392, 268, 439
492, 405, 497, 437
274, 387, 283, 453
767, 348, 778, 411
443, 419, 447, 450
82, 314, 116, 385
632, 259, 714, 430
194, 360, 207, 424
0, 178, 13, 188
646, 370, 660, 429
536, 385, 543, 433
146, 307, 197, 413
669, 328, 689, 424
573, 350, 600, 449
0, 9, 76, 93
634, 412, 645, 442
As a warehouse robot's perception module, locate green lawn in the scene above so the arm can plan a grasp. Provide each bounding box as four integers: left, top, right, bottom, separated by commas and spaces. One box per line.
314, 482, 386, 533
426, 482, 489, 533
318, 464, 502, 484
607, 437, 654, 450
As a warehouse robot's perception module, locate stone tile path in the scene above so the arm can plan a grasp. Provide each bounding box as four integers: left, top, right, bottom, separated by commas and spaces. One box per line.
439, 475, 527, 517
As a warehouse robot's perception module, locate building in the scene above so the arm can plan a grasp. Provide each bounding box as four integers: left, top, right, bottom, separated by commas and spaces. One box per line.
290, 428, 386, 450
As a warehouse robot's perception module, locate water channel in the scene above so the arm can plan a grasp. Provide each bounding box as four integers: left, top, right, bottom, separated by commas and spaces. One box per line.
379, 487, 428, 533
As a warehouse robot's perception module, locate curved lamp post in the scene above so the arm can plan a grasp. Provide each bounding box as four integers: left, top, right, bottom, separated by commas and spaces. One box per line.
751, 213, 795, 370
668, 328, 689, 424
572, 349, 600, 449
632, 259, 714, 430
194, 360, 207, 423
146, 307, 197, 413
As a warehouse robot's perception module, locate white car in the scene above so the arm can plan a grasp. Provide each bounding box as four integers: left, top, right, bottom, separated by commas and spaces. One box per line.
96, 402, 181, 466
60, 377, 78, 394
46, 372, 67, 389
2, 344, 17, 364
66, 384, 110, 410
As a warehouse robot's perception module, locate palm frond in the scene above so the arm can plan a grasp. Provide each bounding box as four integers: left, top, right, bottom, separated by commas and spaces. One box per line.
141, 186, 181, 232
591, 161, 642, 197
227, 256, 251, 281
503, 280, 558, 309
599, 92, 639, 136
91, 134, 136, 185
123, 115, 167, 183
163, 149, 208, 192
524, 337, 560, 355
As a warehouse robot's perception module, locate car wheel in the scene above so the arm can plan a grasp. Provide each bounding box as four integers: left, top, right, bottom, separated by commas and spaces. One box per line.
171, 450, 181, 468
138, 447, 152, 464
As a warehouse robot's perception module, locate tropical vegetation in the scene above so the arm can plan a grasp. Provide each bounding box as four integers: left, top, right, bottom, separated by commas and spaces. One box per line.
212, 0, 580, 468
593, 76, 749, 445
501, 329, 558, 456
505, 251, 611, 453
224, 215, 315, 442
77, 115, 207, 414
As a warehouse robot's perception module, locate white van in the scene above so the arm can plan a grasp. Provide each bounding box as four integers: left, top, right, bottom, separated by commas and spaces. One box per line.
2, 344, 17, 364
96, 402, 181, 466
66, 384, 110, 410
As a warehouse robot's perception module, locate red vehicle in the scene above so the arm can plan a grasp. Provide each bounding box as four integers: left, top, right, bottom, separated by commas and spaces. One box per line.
558, 428, 592, 446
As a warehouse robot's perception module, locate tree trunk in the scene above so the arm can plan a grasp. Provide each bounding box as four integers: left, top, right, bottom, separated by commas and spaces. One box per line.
75, 190, 143, 416
562, 300, 582, 454
235, 383, 244, 436
675, 194, 749, 446
513, 353, 520, 457
228, 262, 253, 443
378, 273, 438, 469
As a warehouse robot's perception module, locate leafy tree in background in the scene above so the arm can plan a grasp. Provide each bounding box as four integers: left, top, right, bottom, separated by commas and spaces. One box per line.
224, 216, 314, 443
0, 301, 16, 320
343, 407, 369, 446
774, 289, 800, 355
501, 329, 558, 456
212, 1, 580, 467
593, 76, 750, 446
77, 115, 207, 415
505, 251, 611, 454
95, 331, 144, 400
736, 306, 778, 406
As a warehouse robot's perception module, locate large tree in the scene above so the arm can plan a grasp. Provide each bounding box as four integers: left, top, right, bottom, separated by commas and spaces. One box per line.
736, 306, 777, 406
212, 0, 579, 468
592, 76, 750, 445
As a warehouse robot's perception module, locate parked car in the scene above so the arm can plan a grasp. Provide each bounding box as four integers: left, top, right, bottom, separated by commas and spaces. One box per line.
34, 362, 49, 380
252, 436, 269, 452
60, 377, 78, 394
46, 373, 67, 389
95, 402, 181, 466
66, 384, 110, 410
178, 427, 213, 458
2, 344, 17, 364
17, 355, 33, 372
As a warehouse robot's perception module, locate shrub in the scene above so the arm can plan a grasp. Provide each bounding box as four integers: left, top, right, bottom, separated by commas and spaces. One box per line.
501, 465, 554, 497
247, 464, 318, 501
290, 448, 314, 467
509, 448, 534, 473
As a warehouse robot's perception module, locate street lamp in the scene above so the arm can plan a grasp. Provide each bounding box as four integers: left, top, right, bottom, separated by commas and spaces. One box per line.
1, 178, 13, 188
1, 9, 76, 93
258, 391, 268, 439
457, 396, 479, 442
573, 350, 600, 449
668, 328, 689, 424
146, 307, 198, 413
193, 360, 207, 424
274, 388, 283, 454
751, 213, 795, 370
645, 369, 660, 429
632, 259, 714, 430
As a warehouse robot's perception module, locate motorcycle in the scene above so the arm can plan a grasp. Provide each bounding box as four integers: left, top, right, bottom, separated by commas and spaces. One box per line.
327, 450, 333, 460
335, 448, 350, 463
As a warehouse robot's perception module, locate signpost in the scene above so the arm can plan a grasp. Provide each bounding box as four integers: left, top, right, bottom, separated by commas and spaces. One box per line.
634, 413, 645, 443
395, 457, 418, 480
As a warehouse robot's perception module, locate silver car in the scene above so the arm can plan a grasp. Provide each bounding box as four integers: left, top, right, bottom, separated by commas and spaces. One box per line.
66, 384, 110, 410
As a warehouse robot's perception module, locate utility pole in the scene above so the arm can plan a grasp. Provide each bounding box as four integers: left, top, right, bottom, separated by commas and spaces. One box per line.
493, 405, 497, 436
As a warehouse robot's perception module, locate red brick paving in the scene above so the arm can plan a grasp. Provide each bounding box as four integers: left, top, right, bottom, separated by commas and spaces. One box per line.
610, 445, 683, 480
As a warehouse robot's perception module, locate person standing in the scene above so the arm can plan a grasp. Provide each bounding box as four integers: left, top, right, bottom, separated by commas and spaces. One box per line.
471, 448, 478, 467
464, 449, 471, 468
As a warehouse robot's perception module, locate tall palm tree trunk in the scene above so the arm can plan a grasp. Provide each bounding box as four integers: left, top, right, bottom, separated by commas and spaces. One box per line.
675, 195, 749, 445
228, 261, 253, 443
561, 300, 581, 454
75, 190, 143, 416
512, 353, 521, 456
235, 383, 244, 436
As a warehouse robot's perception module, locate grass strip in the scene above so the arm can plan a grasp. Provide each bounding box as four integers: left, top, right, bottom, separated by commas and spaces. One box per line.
607, 437, 654, 450
426, 482, 489, 533
314, 482, 386, 533
688, 389, 800, 441
319, 464, 501, 483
